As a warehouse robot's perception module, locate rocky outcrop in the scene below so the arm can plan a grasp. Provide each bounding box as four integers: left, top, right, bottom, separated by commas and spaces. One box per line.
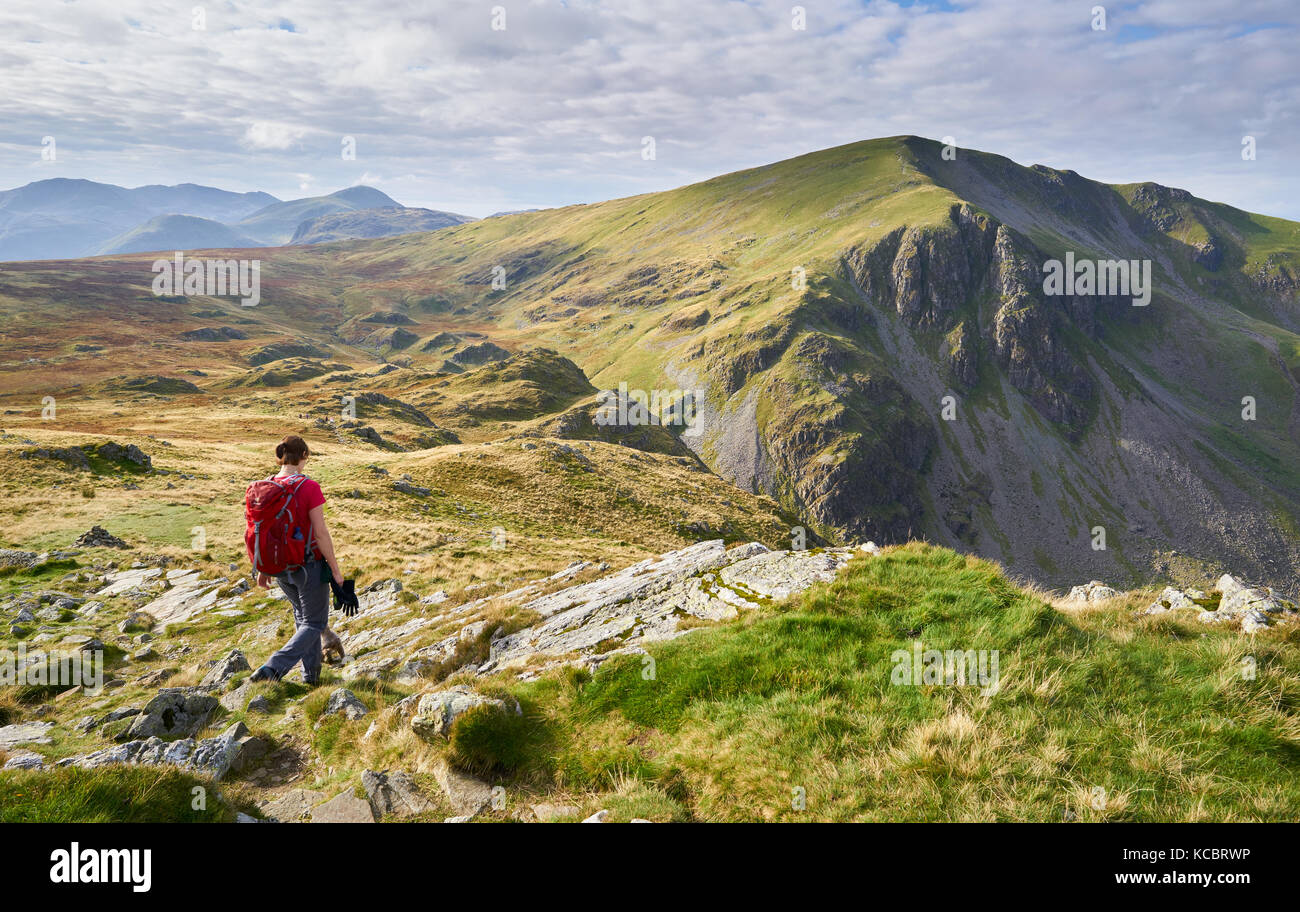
361, 770, 433, 818
63, 721, 251, 780
118, 690, 218, 741
410, 686, 505, 740
1137, 573, 1297, 633
1065, 581, 1120, 603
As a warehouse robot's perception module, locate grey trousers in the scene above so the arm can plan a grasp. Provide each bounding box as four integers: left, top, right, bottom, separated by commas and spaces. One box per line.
267, 560, 329, 682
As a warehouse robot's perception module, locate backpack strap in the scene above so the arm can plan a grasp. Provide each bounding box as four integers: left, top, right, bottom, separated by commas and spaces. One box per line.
278, 475, 317, 565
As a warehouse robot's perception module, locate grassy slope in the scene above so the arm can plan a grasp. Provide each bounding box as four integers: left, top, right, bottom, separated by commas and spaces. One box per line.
0, 766, 257, 822
446, 544, 1300, 822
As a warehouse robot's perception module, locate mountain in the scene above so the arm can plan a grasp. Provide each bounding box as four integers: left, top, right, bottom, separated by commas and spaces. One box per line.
289, 206, 476, 244
236, 186, 402, 245
0, 178, 277, 260
1, 136, 1298, 595
95, 214, 261, 255
2, 137, 1300, 823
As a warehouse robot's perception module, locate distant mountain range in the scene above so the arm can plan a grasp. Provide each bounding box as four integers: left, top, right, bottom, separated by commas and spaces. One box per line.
0, 179, 474, 260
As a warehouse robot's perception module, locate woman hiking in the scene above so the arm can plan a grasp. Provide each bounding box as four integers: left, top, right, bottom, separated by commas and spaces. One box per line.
245, 435, 358, 685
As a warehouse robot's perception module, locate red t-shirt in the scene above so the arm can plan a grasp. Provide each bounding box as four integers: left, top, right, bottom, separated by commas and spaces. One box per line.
272, 474, 325, 559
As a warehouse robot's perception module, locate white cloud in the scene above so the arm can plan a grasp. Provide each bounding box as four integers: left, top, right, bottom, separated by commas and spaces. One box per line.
0, 0, 1296, 219
241, 121, 307, 151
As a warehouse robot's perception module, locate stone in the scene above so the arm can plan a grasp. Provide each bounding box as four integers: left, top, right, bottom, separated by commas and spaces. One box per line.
119, 611, 154, 633
1066, 580, 1121, 603
321, 688, 368, 721
120, 690, 218, 741
411, 686, 504, 740
444, 815, 474, 823
247, 695, 272, 714
74, 526, 129, 549
432, 759, 494, 817
361, 769, 433, 818
310, 792, 376, 823
229, 734, 270, 773
1241, 609, 1271, 634
188, 722, 250, 778
138, 572, 233, 626
531, 803, 581, 822
3, 751, 45, 770
262, 789, 327, 822
1142, 586, 1197, 614
201, 649, 251, 687
582, 809, 610, 823
65, 721, 247, 780
0, 721, 54, 749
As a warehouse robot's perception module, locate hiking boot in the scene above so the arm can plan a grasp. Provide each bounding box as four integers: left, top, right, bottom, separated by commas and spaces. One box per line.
249, 665, 280, 683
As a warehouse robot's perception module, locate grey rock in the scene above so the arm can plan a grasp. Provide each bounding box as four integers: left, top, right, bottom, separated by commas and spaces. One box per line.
3, 751, 46, 770
1066, 580, 1121, 603
121, 690, 218, 741
310, 792, 376, 823
531, 803, 581, 822
321, 688, 368, 721
261, 788, 326, 822
119, 611, 154, 633
411, 686, 503, 740
201, 649, 251, 687
0, 721, 54, 749
432, 760, 493, 817
361, 769, 433, 818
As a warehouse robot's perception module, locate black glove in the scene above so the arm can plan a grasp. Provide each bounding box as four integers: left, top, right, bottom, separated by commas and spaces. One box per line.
330, 578, 359, 617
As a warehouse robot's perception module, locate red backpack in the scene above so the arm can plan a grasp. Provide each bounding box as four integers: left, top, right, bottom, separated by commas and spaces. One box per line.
244, 474, 314, 575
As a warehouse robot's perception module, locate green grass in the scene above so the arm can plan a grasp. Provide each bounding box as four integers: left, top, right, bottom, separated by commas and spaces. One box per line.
0, 766, 253, 822
457, 543, 1300, 821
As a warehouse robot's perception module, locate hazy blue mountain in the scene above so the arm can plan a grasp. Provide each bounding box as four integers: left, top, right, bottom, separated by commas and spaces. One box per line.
95, 214, 262, 255
0, 178, 280, 261
289, 206, 476, 244
236, 186, 403, 245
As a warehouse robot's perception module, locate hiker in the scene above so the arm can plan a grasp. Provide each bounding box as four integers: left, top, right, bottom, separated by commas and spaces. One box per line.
244, 435, 359, 685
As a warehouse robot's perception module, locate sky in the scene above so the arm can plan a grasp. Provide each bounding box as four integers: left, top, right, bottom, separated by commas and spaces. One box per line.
1, 0, 1297, 219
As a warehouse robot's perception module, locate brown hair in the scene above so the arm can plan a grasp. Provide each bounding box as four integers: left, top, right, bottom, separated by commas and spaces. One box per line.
275, 435, 310, 466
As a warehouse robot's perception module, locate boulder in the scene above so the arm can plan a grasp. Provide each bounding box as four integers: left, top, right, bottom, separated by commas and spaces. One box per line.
321, 688, 368, 721
1066, 580, 1121, 603
0, 721, 54, 749
310, 792, 376, 823
1142, 586, 1197, 614
201, 649, 251, 687
261, 789, 327, 822
120, 690, 218, 741
3, 751, 45, 770
432, 759, 493, 817
361, 769, 433, 818
66, 721, 248, 780
411, 686, 504, 740
119, 611, 154, 633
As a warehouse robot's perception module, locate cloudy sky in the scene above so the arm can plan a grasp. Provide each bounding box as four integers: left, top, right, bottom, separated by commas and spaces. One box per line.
1, 0, 1296, 218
